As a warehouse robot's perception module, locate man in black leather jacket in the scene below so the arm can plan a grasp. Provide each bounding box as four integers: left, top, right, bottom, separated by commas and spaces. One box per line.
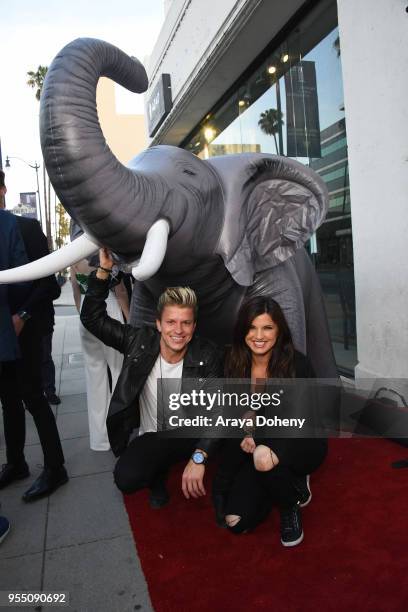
81, 248, 223, 507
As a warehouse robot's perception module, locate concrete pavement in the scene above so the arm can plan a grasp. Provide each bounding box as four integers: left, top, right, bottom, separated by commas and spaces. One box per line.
0, 281, 153, 612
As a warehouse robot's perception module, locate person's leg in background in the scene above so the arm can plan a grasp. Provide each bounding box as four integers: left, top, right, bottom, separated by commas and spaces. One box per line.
18, 324, 67, 502
0, 364, 15, 542
41, 329, 60, 405
79, 319, 112, 451
0, 361, 30, 488
102, 292, 125, 431
0, 512, 11, 544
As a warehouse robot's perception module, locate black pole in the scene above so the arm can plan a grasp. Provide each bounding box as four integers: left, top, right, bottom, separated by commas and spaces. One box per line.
34, 164, 43, 227
276, 79, 284, 155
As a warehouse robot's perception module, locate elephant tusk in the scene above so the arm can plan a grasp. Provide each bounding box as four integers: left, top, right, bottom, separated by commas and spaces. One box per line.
0, 234, 99, 284
131, 219, 170, 281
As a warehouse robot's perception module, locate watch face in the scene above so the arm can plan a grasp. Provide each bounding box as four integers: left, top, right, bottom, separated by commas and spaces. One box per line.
192, 451, 205, 464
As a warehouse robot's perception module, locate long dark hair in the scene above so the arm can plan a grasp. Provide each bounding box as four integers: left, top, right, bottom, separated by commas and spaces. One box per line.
225, 296, 295, 378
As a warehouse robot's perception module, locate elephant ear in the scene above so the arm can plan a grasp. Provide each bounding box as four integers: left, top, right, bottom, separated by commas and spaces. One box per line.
210, 154, 329, 286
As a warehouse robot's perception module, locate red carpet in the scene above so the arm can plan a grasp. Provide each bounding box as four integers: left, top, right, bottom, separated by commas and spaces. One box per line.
124, 438, 408, 612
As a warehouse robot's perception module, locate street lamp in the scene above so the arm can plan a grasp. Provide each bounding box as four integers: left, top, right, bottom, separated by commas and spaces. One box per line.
5, 155, 43, 227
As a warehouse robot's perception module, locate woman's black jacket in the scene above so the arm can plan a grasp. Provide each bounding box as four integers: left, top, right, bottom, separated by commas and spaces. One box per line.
256, 350, 328, 470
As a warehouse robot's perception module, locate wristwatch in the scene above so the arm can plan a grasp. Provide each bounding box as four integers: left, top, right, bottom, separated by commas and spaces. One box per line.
17, 310, 31, 322
191, 450, 207, 465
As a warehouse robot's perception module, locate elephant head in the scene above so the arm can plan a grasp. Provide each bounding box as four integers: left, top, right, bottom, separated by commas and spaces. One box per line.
0, 38, 336, 375
0, 37, 327, 283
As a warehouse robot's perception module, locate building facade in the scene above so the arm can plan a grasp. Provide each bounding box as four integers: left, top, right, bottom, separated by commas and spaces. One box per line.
97, 77, 147, 165
145, 0, 408, 380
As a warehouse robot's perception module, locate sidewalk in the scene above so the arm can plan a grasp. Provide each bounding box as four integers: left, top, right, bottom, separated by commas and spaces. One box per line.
0, 301, 153, 611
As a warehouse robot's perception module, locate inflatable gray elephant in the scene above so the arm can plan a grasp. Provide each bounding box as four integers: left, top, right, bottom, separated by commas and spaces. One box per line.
0, 38, 337, 377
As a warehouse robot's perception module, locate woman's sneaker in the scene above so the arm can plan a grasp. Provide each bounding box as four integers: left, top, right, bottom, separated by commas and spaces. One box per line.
280, 502, 304, 547
0, 516, 11, 544
293, 474, 312, 507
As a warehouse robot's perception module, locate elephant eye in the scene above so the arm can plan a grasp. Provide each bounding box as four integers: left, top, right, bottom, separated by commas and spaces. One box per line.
183, 168, 196, 176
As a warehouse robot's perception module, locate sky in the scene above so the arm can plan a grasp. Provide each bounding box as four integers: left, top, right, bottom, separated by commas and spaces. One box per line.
0, 0, 165, 212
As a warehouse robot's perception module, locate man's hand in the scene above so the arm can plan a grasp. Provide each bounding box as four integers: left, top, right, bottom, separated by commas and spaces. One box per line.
182, 460, 206, 499
99, 247, 114, 270
12, 314, 25, 337
96, 248, 114, 280
240, 436, 256, 454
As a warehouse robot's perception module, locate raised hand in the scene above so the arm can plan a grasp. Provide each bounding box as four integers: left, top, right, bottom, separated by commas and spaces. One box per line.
99, 247, 114, 271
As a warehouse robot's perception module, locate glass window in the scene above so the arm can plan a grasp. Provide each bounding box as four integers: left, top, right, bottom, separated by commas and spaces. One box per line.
183, 0, 356, 375
322, 137, 347, 156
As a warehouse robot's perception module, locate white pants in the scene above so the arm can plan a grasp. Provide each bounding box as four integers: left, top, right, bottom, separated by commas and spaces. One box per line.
80, 292, 124, 451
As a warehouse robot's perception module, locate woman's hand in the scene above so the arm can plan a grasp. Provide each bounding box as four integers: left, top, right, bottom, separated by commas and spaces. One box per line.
241, 436, 256, 454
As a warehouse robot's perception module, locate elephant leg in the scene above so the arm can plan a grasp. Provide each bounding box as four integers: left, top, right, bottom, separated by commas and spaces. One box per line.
293, 249, 337, 377
129, 281, 157, 328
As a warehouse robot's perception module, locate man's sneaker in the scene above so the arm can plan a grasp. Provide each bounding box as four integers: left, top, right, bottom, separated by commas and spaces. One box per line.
149, 479, 170, 509
280, 502, 304, 547
0, 516, 11, 544
293, 473, 312, 507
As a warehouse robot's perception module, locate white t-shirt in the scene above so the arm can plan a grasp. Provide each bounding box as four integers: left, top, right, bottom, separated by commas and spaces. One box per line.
139, 355, 183, 435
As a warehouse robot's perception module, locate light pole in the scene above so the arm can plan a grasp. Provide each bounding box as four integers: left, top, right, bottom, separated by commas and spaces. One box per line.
5, 155, 43, 227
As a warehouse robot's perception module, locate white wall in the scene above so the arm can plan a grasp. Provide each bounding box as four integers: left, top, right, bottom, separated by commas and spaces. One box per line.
145, 0, 305, 143
163, 0, 175, 15
147, 0, 241, 100
147, 0, 408, 378
337, 0, 408, 378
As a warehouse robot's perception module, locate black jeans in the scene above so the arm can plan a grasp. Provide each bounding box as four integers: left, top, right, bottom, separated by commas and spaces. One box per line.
213, 437, 327, 534
114, 432, 198, 494
0, 323, 64, 469
41, 331, 56, 395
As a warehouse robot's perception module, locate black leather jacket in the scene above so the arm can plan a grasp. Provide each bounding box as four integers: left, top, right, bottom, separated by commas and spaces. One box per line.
81, 273, 223, 457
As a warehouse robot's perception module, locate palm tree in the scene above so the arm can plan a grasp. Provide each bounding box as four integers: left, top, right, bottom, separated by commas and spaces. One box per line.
27, 65, 53, 248
27, 66, 48, 101
258, 108, 284, 154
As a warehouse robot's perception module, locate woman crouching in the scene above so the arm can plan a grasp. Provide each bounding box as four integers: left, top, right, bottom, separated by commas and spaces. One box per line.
213, 296, 327, 547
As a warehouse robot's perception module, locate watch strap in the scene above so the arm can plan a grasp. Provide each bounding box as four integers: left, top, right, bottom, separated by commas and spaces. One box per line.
17, 310, 31, 322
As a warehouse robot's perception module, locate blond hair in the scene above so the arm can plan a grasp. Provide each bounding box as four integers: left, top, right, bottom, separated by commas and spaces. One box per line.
157, 287, 198, 320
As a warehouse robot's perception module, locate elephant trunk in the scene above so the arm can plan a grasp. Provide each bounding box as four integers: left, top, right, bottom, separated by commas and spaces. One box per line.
40, 38, 154, 258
